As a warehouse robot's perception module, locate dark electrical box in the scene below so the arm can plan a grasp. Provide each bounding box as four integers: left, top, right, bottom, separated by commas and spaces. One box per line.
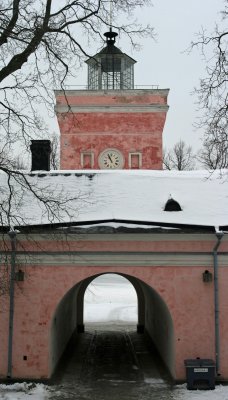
184, 359, 215, 390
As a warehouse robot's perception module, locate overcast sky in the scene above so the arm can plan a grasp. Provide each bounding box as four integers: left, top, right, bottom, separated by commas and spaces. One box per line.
139, 0, 225, 150
52, 0, 224, 152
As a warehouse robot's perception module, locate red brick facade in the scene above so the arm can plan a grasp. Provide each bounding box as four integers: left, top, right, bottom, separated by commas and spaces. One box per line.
55, 89, 169, 170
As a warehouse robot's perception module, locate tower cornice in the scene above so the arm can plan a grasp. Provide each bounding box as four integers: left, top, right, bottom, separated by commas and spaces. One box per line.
54, 89, 169, 97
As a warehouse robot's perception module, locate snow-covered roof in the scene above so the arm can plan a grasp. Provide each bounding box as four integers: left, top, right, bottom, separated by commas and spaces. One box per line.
1, 169, 228, 230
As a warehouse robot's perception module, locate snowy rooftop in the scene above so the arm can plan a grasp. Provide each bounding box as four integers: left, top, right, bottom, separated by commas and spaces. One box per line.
1, 169, 228, 230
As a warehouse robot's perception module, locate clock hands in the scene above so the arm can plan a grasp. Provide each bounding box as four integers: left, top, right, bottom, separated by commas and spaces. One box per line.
99, 149, 123, 169
108, 153, 118, 167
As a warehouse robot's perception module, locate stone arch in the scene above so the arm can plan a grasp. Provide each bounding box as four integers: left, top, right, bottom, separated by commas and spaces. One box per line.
49, 272, 175, 379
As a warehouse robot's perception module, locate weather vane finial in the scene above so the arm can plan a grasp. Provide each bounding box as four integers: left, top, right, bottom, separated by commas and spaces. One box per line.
109, 0, 113, 30
104, 0, 117, 45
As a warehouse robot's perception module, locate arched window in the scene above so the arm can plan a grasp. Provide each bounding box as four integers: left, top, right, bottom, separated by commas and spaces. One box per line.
164, 198, 182, 212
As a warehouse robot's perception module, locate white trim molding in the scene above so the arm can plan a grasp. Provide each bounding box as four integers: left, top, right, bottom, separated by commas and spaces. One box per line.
129, 152, 142, 169
80, 151, 94, 168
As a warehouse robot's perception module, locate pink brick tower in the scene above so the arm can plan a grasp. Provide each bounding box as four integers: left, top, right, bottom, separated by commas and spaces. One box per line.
55, 30, 169, 170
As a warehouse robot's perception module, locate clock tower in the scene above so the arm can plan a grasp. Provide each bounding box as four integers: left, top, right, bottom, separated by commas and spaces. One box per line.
55, 30, 169, 170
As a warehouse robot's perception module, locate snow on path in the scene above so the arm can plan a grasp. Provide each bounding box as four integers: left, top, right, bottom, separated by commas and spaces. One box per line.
175, 384, 228, 399
0, 383, 48, 400
1, 382, 228, 399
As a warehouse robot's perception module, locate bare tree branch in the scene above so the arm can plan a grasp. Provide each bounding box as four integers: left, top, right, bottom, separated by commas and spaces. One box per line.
199, 123, 228, 169
0, 0, 154, 144
163, 140, 196, 171
191, 1, 227, 134
0, 0, 154, 295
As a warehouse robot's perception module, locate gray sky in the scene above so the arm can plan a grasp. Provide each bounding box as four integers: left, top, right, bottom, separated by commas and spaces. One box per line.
139, 0, 225, 150
52, 0, 224, 152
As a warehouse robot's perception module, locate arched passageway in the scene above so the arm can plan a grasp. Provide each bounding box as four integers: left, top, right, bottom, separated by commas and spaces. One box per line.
84, 274, 138, 327
75, 273, 146, 334
49, 273, 175, 380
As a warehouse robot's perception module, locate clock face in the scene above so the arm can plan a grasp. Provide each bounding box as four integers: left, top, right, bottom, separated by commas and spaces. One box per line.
98, 149, 124, 169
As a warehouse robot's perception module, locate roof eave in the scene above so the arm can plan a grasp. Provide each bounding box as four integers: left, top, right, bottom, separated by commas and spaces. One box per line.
1, 219, 224, 233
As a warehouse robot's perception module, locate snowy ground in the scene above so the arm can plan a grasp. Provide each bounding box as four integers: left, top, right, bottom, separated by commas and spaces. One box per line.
1, 274, 228, 400
0, 383, 48, 400
1, 381, 228, 400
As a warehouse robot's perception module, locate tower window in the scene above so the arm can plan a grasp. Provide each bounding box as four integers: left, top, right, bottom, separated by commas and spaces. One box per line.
129, 152, 142, 169
81, 152, 94, 169
164, 198, 182, 212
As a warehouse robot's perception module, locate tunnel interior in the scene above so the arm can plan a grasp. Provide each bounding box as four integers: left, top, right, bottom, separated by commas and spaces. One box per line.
49, 273, 175, 380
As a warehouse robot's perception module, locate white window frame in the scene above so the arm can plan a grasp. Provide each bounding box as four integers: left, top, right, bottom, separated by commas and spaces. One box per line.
129, 152, 142, 169
81, 151, 94, 168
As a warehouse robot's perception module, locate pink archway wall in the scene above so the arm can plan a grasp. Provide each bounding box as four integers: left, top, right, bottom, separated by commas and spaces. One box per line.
1, 232, 228, 382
